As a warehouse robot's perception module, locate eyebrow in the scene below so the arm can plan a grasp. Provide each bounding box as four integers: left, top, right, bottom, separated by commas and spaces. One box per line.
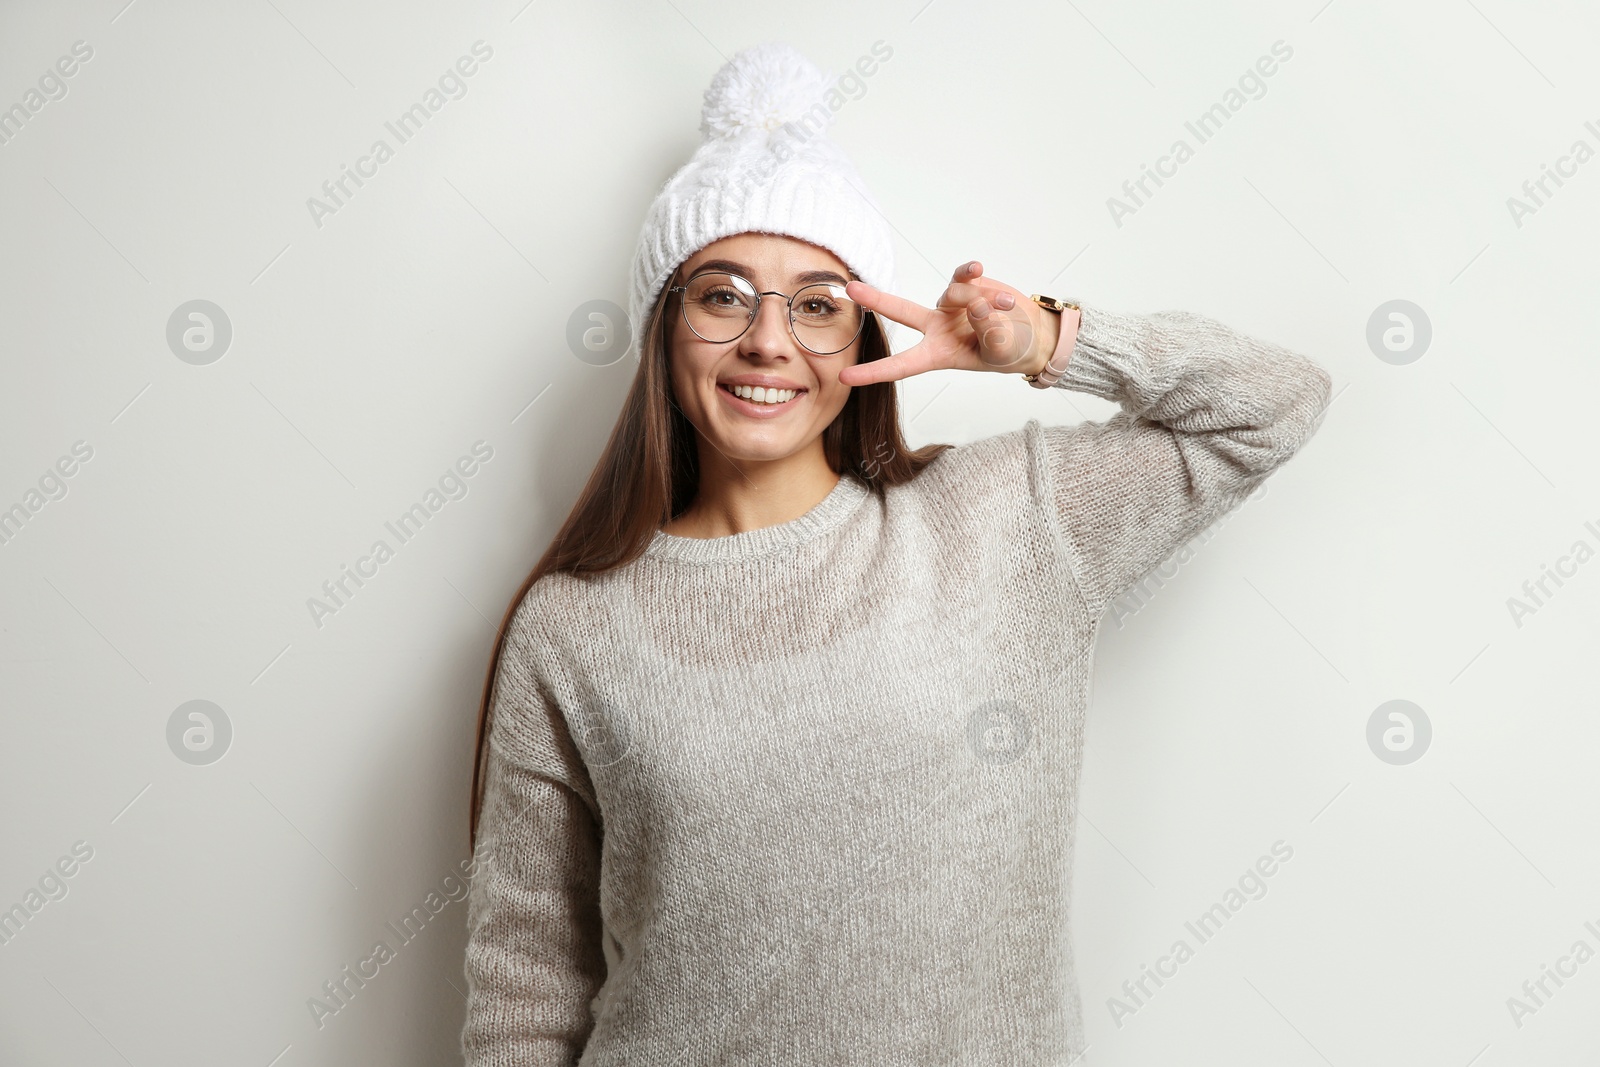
686, 258, 851, 286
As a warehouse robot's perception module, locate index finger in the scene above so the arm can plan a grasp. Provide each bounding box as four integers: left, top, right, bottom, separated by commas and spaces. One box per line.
845, 280, 933, 332
837, 341, 941, 387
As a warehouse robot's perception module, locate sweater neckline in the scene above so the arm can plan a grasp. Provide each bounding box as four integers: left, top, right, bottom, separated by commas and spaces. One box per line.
643, 474, 871, 564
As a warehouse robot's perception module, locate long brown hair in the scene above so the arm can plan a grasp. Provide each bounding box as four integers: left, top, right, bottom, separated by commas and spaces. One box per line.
468, 265, 952, 846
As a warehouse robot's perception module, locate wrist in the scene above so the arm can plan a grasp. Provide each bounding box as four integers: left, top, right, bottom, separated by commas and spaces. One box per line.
1022, 297, 1081, 387
1026, 310, 1060, 377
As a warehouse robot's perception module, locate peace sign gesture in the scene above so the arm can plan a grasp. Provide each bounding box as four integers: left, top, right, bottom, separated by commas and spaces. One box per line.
837, 261, 1065, 387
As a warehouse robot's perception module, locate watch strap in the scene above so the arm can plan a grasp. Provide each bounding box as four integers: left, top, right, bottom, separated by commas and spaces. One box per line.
1021, 294, 1080, 389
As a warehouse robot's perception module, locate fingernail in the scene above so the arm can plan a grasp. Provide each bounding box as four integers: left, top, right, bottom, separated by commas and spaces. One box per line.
995, 292, 1015, 309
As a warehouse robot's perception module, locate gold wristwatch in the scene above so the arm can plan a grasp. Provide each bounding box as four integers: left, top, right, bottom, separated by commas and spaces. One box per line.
1021, 294, 1079, 389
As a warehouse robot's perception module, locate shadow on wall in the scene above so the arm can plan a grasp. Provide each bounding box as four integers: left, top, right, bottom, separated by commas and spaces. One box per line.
331, 345, 628, 1058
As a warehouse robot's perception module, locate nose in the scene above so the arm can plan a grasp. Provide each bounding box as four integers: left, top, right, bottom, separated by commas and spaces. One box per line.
740, 293, 798, 358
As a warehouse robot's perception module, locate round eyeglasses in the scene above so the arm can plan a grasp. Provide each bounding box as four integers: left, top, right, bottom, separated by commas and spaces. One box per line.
667, 271, 867, 355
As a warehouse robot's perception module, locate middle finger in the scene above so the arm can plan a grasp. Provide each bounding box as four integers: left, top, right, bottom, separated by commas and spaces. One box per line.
844, 280, 934, 332
937, 280, 1009, 312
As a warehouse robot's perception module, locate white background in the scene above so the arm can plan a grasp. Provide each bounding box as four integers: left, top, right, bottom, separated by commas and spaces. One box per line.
2, 0, 1597, 1064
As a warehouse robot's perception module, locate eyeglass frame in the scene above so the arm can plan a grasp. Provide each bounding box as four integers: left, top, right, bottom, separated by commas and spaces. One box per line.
664, 268, 871, 355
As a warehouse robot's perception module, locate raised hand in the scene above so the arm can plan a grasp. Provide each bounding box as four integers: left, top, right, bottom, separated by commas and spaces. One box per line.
837, 260, 1061, 387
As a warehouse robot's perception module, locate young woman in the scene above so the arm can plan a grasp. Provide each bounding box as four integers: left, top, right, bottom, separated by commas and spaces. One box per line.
461, 43, 1331, 1067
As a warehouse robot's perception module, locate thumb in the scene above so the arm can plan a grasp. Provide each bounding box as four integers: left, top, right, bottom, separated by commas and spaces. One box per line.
969, 296, 1036, 372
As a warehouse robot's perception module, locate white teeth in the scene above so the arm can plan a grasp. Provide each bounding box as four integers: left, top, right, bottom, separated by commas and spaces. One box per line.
728, 385, 797, 405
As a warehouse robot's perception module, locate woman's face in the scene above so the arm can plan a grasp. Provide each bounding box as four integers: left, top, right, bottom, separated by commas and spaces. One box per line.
666, 233, 862, 467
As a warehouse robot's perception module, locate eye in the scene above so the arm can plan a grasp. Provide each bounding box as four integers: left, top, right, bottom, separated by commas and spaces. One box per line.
699, 287, 740, 306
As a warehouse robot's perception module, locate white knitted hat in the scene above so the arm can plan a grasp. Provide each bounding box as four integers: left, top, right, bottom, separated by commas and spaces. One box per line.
626, 41, 896, 359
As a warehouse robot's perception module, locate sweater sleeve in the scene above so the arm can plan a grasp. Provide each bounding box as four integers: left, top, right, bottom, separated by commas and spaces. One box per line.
462, 619, 606, 1067
1038, 302, 1333, 621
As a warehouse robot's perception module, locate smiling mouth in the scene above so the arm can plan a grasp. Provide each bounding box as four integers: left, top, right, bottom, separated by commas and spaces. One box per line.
719, 383, 805, 406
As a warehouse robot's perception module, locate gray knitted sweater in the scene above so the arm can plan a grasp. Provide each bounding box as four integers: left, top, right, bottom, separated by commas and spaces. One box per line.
461, 302, 1332, 1066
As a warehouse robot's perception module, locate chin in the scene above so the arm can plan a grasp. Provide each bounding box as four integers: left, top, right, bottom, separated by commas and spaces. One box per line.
710, 428, 813, 463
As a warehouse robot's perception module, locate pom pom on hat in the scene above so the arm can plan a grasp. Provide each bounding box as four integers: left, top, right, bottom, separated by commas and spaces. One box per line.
627, 41, 896, 358
699, 42, 837, 139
